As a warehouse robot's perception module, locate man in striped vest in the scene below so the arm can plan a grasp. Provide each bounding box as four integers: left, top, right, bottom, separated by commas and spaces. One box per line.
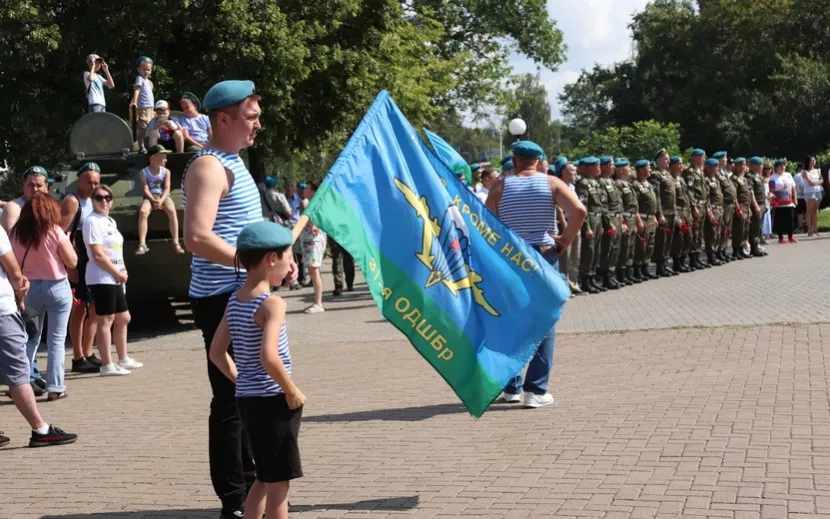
182, 80, 297, 519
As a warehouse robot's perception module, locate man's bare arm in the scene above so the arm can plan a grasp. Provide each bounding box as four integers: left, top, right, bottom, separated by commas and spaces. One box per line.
60, 196, 79, 232
0, 202, 21, 232
183, 155, 236, 267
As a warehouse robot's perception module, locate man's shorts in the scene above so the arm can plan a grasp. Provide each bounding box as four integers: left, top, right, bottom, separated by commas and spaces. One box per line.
140, 196, 175, 212
136, 107, 154, 131
0, 313, 31, 387
237, 395, 303, 483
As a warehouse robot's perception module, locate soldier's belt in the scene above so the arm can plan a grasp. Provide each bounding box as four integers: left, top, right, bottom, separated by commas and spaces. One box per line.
710, 204, 722, 209
588, 210, 603, 215
639, 214, 653, 220
622, 212, 636, 217
609, 212, 622, 217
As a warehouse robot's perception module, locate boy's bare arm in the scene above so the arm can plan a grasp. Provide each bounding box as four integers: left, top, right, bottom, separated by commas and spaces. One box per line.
208, 309, 237, 383
258, 296, 304, 409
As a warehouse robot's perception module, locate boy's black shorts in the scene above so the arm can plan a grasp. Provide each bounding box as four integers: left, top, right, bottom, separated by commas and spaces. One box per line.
237, 394, 303, 483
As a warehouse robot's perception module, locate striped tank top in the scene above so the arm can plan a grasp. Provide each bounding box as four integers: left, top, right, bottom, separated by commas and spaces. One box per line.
181, 149, 262, 298
227, 292, 291, 397
498, 173, 558, 247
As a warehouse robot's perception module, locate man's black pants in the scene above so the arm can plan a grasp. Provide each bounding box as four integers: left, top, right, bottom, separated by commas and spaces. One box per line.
192, 292, 255, 512
330, 239, 355, 291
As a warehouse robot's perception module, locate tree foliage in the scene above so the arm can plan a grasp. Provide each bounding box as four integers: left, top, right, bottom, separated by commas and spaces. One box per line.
505, 73, 565, 156
559, 0, 830, 159
571, 120, 686, 162
0, 0, 566, 178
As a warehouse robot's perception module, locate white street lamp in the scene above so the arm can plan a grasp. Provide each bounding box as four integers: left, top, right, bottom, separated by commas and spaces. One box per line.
508, 118, 527, 140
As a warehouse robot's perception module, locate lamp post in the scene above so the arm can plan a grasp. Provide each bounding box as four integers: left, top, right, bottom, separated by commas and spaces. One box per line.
508, 118, 527, 142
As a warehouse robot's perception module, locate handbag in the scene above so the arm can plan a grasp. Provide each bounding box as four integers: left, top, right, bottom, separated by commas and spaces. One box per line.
17, 244, 39, 340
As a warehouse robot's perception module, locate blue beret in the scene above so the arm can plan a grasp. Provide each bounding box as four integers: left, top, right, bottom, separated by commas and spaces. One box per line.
774, 158, 786, 166
237, 221, 294, 250
705, 158, 719, 167
691, 149, 706, 157
575, 158, 583, 166
712, 151, 726, 159
77, 162, 101, 175
581, 157, 600, 166
470, 163, 481, 171
634, 160, 649, 169
23, 166, 48, 178
136, 56, 153, 67
599, 156, 613, 165
750, 157, 764, 165
734, 157, 746, 164
203, 80, 257, 111
501, 153, 513, 164
511, 140, 545, 159
653, 148, 667, 161
548, 165, 558, 176
614, 158, 630, 167
669, 156, 681, 164
502, 160, 514, 171
297, 182, 307, 190
264, 176, 278, 187
554, 156, 568, 175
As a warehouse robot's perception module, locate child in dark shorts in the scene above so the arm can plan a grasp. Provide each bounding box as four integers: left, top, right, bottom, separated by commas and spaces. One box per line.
209, 221, 305, 519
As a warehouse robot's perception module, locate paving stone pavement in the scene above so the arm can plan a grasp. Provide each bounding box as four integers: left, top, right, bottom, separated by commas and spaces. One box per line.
2, 237, 830, 518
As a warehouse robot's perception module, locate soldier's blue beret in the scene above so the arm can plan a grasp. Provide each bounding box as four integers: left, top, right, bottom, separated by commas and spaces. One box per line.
634, 159, 649, 169
750, 157, 764, 165
774, 158, 786, 166
599, 156, 613, 165
614, 158, 630, 167
203, 80, 257, 111
77, 162, 101, 175
712, 151, 727, 159
575, 158, 583, 166
705, 158, 719, 166
734, 157, 746, 164
470, 163, 481, 171
501, 153, 513, 164
511, 140, 545, 159
23, 166, 48, 179
581, 157, 600, 166
691, 149, 706, 157
237, 221, 294, 250
669, 156, 681, 164
554, 156, 568, 175
264, 176, 278, 187
654, 148, 667, 161
502, 160, 514, 171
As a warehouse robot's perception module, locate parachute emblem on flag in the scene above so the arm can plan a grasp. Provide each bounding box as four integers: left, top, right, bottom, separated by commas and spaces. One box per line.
394, 177, 500, 317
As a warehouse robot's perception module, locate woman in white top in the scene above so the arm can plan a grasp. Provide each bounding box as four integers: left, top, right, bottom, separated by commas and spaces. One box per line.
800, 156, 823, 236
83, 185, 141, 376
770, 159, 798, 243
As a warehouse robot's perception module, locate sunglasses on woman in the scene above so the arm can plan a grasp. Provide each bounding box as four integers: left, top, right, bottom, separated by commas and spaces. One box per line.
94, 194, 113, 202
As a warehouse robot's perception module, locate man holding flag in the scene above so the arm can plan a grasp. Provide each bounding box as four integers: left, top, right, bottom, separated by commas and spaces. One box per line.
485, 141, 585, 407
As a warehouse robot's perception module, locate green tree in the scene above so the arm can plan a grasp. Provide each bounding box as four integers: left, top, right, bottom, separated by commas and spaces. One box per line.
571, 120, 685, 162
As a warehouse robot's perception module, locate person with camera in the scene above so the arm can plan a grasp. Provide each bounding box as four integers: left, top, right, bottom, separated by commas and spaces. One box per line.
83, 54, 114, 114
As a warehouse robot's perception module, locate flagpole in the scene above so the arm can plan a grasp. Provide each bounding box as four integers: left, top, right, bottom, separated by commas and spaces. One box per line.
292, 215, 309, 244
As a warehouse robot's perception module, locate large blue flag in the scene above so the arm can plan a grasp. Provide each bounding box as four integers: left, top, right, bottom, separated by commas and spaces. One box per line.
304, 91, 569, 417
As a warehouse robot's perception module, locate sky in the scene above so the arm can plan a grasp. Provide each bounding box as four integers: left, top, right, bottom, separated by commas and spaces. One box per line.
508, 0, 650, 119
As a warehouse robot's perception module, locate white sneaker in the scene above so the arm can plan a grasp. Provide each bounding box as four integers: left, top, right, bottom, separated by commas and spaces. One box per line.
100, 363, 131, 376
497, 392, 522, 404
304, 304, 325, 314
118, 357, 143, 369
523, 392, 554, 408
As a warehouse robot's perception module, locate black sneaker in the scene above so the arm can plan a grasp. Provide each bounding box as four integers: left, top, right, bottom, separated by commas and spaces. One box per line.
72, 357, 100, 373
346, 285, 354, 292
29, 425, 78, 448
333, 288, 342, 296
220, 507, 244, 519
0, 432, 9, 448
30, 381, 45, 397
86, 354, 102, 367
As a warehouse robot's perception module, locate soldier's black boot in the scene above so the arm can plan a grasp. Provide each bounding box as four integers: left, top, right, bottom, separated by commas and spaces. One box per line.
693, 252, 709, 269
628, 266, 642, 283
731, 248, 743, 261
645, 263, 659, 279
607, 269, 622, 288
686, 255, 696, 271
717, 250, 729, 262
666, 260, 679, 276
616, 267, 627, 286
674, 257, 690, 273
707, 251, 722, 266
580, 277, 600, 294
591, 274, 607, 292
602, 270, 620, 290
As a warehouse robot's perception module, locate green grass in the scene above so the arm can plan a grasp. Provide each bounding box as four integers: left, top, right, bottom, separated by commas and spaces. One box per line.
819, 209, 830, 231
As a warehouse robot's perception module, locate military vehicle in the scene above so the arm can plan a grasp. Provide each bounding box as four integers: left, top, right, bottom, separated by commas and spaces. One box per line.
60, 111, 196, 303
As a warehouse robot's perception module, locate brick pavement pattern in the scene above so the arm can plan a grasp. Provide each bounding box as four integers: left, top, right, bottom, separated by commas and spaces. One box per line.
2, 238, 830, 518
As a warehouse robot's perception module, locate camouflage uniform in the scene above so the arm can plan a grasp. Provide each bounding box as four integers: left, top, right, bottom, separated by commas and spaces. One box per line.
671, 173, 693, 271
683, 165, 708, 268
649, 168, 677, 276
631, 177, 661, 280
576, 176, 606, 292
599, 177, 623, 288
616, 178, 639, 284
731, 174, 752, 256
704, 174, 724, 265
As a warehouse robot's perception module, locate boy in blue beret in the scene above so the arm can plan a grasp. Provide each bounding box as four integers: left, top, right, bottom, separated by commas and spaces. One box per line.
209, 220, 305, 519
130, 56, 155, 154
